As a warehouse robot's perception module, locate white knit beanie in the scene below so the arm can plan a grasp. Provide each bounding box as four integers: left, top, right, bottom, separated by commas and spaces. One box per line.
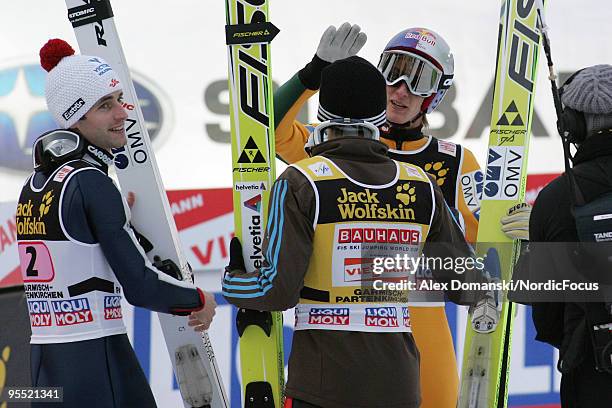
40, 39, 123, 129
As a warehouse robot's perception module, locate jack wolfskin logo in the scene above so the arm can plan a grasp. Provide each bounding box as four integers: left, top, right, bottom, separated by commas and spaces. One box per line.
39, 191, 54, 218
395, 183, 417, 205
424, 161, 449, 186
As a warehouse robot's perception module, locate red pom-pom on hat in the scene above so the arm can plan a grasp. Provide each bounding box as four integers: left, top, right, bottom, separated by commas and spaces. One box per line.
40, 39, 75, 72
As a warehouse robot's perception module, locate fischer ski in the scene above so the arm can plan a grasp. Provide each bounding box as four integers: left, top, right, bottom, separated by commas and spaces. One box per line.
224, 1, 283, 407
63, 1, 229, 407
458, 1, 544, 407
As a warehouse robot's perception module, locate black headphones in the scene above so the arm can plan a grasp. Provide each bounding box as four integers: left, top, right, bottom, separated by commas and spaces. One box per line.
557, 68, 587, 144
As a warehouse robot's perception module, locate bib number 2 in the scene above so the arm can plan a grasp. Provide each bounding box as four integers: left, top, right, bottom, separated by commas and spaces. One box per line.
18, 242, 55, 282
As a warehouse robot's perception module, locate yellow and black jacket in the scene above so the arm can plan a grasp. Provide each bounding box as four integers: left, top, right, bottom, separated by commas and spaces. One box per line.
223, 138, 486, 408
270, 66, 484, 408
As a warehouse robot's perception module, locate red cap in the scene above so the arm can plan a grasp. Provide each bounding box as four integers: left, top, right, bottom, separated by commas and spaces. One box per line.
40, 39, 75, 72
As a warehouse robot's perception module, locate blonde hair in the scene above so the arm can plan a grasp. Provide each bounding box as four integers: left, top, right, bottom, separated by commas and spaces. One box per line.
421, 114, 429, 129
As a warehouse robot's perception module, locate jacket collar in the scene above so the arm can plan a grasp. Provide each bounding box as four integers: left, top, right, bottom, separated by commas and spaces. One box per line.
573, 131, 612, 165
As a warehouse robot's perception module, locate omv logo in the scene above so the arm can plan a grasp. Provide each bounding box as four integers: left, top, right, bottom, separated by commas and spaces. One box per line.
0, 61, 171, 173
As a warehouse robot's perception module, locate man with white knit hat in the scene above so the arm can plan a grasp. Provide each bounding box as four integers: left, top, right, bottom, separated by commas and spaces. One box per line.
506, 64, 612, 408
40, 38, 128, 147
16, 39, 216, 408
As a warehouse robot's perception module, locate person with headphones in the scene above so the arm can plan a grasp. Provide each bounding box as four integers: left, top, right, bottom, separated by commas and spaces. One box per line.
16, 39, 217, 407
272, 23, 483, 408
504, 65, 612, 407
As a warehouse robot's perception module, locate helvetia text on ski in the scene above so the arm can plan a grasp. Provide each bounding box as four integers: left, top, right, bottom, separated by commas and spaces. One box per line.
458, 1, 543, 407
64, 1, 229, 407
225, 0, 283, 407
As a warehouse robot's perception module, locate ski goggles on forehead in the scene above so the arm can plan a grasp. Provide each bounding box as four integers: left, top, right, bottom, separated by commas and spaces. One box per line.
378, 51, 443, 97
305, 119, 380, 153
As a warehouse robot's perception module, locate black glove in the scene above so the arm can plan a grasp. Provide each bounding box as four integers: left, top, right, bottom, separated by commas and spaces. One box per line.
226, 237, 246, 274
298, 55, 330, 90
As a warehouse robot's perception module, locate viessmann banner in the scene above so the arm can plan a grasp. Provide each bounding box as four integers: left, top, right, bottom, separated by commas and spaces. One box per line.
1, 180, 561, 407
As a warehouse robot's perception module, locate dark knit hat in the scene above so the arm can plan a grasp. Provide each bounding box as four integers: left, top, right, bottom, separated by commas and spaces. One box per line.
316, 56, 387, 127
562, 65, 612, 134
562, 65, 612, 114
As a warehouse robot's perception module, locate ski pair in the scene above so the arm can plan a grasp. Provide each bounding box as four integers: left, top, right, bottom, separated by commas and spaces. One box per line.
459, 0, 545, 407
225, 0, 284, 407
63, 0, 229, 407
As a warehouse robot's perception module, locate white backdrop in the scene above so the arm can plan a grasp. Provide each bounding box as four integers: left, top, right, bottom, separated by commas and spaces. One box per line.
1, 0, 612, 203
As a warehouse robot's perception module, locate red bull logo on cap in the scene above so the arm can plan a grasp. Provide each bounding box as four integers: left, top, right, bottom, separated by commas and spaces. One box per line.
404, 29, 437, 47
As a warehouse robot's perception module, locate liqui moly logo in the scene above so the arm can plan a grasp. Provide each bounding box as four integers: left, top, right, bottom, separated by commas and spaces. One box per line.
338, 228, 420, 244
365, 307, 399, 327
104, 296, 123, 320
308, 308, 350, 325
28, 300, 52, 327
402, 307, 411, 328
51, 298, 93, 326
